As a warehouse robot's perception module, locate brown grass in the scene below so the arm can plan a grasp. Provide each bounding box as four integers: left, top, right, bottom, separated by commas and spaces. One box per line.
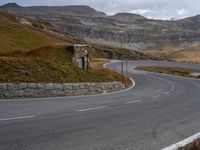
0, 10, 132, 85
90, 58, 132, 87
0, 10, 65, 54
0, 45, 131, 85
91, 44, 149, 60
178, 139, 200, 150
145, 44, 200, 64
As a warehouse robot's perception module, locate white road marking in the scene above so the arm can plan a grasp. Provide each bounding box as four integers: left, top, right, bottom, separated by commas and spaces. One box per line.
152, 95, 161, 99
76, 106, 107, 112
125, 99, 142, 104
152, 76, 176, 94
0, 116, 35, 121
164, 92, 170, 95
162, 132, 200, 150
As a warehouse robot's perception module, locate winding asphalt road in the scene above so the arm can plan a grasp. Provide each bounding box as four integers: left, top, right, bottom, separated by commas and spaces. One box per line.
0, 60, 200, 150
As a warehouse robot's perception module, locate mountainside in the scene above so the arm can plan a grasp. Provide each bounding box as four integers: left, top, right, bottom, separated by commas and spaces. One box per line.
0, 10, 67, 54
1, 3, 200, 52
1, 3, 200, 63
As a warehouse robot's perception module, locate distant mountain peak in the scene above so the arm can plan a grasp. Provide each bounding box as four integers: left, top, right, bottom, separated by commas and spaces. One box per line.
66, 5, 95, 10
111, 12, 147, 22
112, 12, 147, 20
0, 3, 22, 9
62, 5, 106, 16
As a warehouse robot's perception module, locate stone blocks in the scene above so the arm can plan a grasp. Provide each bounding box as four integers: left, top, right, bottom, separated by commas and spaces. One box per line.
0, 82, 125, 99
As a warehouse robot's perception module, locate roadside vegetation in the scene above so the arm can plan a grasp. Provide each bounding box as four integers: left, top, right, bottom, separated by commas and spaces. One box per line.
0, 10, 131, 86
135, 66, 200, 78
0, 45, 130, 84
178, 139, 200, 150
145, 44, 200, 64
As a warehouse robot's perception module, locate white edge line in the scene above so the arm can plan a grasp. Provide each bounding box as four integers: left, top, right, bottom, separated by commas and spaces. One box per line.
164, 92, 170, 95
152, 95, 161, 98
162, 132, 200, 150
125, 99, 142, 104
0, 116, 35, 121
76, 106, 107, 112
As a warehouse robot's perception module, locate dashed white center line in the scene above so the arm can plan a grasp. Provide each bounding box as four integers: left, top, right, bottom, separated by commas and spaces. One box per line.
0, 116, 35, 122
125, 99, 142, 104
76, 106, 107, 112
152, 95, 161, 99
164, 92, 170, 95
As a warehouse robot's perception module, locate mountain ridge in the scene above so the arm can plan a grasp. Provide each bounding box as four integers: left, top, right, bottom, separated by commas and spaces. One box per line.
0, 3, 22, 9
1, 3, 200, 20
1, 3, 200, 63
1, 3, 200, 50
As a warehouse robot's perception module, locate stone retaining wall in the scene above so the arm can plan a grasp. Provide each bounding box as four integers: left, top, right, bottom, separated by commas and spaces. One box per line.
0, 82, 125, 99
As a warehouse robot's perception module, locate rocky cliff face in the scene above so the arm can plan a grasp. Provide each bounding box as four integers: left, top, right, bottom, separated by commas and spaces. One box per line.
1, 3, 200, 51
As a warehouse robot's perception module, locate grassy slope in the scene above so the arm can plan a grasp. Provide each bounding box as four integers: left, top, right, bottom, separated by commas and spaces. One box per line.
0, 11, 130, 85
145, 44, 200, 64
165, 45, 200, 64
91, 44, 149, 60
0, 45, 126, 83
0, 11, 63, 54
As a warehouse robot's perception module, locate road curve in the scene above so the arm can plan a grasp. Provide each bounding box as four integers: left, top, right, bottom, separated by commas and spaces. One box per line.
0, 60, 200, 150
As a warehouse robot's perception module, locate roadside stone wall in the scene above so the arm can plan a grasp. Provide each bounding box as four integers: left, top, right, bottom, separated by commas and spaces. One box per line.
0, 82, 125, 99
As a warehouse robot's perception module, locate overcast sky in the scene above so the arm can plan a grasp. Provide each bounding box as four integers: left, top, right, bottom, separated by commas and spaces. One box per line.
1, 0, 200, 20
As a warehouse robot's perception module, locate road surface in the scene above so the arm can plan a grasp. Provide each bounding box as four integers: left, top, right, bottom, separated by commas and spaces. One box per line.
0, 60, 200, 150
